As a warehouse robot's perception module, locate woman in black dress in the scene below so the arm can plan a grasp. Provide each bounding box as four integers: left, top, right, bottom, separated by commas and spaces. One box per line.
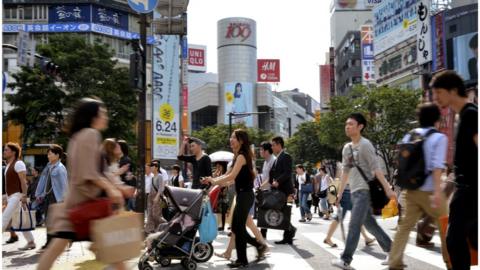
203, 129, 268, 268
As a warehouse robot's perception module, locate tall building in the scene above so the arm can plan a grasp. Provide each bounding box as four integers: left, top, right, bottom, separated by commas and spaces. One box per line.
335, 31, 362, 95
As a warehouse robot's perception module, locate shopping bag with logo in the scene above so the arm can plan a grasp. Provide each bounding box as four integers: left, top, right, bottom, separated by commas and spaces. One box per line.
11, 205, 36, 231
91, 211, 144, 264
381, 199, 399, 219
199, 200, 217, 243
257, 205, 292, 230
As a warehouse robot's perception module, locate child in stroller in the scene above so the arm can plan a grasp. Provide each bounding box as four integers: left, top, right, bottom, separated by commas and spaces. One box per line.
139, 186, 220, 270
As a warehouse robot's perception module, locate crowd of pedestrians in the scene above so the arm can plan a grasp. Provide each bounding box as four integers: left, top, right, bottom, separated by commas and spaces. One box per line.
1, 70, 477, 270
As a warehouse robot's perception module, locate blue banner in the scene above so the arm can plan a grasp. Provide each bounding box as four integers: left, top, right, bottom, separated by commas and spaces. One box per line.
49, 4, 91, 23
3, 23, 156, 44
92, 5, 129, 30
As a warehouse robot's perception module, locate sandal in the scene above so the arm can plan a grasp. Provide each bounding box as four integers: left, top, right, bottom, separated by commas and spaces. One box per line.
323, 239, 338, 248
214, 252, 231, 260
365, 239, 376, 246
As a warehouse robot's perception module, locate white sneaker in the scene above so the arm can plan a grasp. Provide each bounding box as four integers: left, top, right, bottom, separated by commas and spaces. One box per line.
331, 258, 354, 270
381, 255, 389, 265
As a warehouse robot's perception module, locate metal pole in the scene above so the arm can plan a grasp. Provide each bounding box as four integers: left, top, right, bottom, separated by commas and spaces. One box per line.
135, 13, 148, 213
228, 112, 233, 138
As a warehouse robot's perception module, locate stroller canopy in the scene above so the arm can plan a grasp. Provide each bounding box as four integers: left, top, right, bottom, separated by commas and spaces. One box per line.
164, 186, 204, 220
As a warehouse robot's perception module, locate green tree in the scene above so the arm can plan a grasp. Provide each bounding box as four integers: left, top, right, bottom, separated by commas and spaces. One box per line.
192, 124, 274, 154
6, 34, 137, 147
286, 121, 338, 174
318, 85, 422, 181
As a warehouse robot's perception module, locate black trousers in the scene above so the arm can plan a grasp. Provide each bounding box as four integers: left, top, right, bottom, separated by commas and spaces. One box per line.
260, 206, 296, 241
232, 191, 260, 263
446, 188, 478, 270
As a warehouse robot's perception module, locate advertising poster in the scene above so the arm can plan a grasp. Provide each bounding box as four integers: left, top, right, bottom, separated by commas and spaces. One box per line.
373, 0, 419, 55
431, 12, 446, 72
361, 25, 375, 83
224, 82, 253, 126
453, 32, 478, 82
257, 59, 280, 82
152, 34, 180, 160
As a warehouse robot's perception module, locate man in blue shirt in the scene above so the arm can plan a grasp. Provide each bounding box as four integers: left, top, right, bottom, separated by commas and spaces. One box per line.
35, 144, 68, 250
388, 103, 450, 270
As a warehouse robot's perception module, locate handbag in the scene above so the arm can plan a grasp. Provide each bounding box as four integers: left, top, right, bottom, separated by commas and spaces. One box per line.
11, 205, 36, 231
318, 189, 328, 198
68, 198, 113, 241
258, 189, 286, 210
257, 205, 292, 230
300, 183, 313, 193
91, 211, 143, 264
349, 146, 389, 210
198, 200, 217, 243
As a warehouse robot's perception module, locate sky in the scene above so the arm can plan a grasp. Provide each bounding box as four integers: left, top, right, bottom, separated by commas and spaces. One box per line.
187, 0, 332, 103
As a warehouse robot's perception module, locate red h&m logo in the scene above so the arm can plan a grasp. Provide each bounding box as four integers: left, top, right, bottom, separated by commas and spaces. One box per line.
225, 23, 251, 42
257, 59, 280, 82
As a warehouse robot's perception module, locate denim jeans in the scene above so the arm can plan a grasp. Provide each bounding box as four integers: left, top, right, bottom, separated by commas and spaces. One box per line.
300, 192, 311, 217
341, 190, 392, 264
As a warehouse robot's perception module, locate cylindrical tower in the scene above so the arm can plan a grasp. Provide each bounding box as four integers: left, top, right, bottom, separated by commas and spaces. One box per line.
217, 17, 257, 127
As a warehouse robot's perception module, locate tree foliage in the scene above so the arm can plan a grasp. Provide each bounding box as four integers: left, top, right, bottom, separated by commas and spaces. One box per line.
192, 124, 275, 154
6, 34, 137, 147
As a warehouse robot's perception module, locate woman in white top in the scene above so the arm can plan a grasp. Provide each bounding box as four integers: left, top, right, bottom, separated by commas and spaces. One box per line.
145, 160, 166, 234
319, 167, 333, 220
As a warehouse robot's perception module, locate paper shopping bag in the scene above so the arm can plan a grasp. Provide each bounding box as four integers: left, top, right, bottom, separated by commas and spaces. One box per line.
11, 205, 36, 231
91, 211, 144, 264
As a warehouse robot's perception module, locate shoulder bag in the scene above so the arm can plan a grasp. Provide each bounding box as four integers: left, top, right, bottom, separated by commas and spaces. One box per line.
349, 146, 389, 210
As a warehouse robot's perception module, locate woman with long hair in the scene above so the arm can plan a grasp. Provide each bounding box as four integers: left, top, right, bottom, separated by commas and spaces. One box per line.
37, 98, 126, 270
145, 160, 166, 234
202, 129, 268, 268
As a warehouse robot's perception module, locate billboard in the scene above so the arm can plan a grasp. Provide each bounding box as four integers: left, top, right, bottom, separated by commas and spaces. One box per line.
334, 0, 381, 10
188, 44, 207, 72
257, 59, 280, 82
375, 42, 417, 84
92, 5, 129, 30
361, 25, 375, 83
224, 82, 253, 126
452, 32, 477, 82
152, 33, 181, 160
373, 0, 419, 55
416, 0, 432, 65
49, 4, 91, 23
431, 12, 446, 72
320, 65, 331, 109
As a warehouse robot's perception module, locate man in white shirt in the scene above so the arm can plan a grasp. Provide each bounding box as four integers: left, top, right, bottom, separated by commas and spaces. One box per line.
144, 164, 154, 214
259, 141, 276, 239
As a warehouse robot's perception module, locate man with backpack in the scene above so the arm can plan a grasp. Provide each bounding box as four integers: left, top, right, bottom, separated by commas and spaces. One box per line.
388, 102, 450, 270
431, 70, 478, 270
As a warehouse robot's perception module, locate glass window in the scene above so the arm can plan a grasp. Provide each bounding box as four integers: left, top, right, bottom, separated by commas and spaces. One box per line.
18, 6, 24, 20
24, 6, 33, 20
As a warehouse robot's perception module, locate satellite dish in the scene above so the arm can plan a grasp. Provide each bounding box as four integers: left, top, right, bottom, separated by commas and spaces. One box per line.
156, 0, 189, 17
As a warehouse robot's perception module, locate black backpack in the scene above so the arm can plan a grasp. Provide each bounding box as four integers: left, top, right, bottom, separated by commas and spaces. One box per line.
396, 129, 438, 190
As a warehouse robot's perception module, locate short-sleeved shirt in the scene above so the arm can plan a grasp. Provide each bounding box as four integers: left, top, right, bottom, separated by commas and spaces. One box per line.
401, 127, 448, 192
177, 154, 212, 189
4, 160, 27, 176
454, 103, 478, 187
342, 137, 379, 193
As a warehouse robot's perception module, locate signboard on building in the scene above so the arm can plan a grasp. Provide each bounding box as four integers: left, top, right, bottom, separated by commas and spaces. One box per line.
257, 59, 280, 82
416, 0, 432, 65
218, 19, 256, 48
320, 65, 331, 109
16, 30, 30, 67
152, 34, 180, 160
224, 82, 254, 126
92, 5, 129, 30
431, 12, 446, 72
49, 4, 91, 23
375, 41, 417, 84
188, 44, 207, 72
452, 32, 478, 82
334, 0, 381, 10
373, 0, 419, 55
361, 25, 375, 83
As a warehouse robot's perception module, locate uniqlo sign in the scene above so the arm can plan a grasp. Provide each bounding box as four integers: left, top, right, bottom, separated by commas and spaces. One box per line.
188, 45, 207, 72
257, 59, 280, 82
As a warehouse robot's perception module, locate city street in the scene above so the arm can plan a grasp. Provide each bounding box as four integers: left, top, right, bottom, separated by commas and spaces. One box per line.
3, 207, 468, 270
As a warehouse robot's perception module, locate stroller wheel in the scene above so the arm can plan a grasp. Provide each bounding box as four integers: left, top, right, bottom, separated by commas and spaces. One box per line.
157, 257, 171, 267
192, 241, 214, 262
138, 262, 153, 270
184, 260, 197, 270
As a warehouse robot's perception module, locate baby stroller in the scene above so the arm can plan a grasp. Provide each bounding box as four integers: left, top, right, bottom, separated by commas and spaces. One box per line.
138, 186, 217, 270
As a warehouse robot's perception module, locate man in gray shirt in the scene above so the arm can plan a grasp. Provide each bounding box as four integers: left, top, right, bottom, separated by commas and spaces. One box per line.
258, 141, 276, 239
331, 113, 396, 270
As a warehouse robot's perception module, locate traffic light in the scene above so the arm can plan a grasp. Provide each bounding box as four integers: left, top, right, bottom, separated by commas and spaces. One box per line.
40, 58, 59, 76
129, 39, 144, 89
129, 51, 143, 89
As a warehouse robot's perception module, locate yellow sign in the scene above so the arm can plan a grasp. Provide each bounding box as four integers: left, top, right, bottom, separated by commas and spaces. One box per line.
225, 92, 234, 103
156, 137, 177, 145
159, 103, 174, 122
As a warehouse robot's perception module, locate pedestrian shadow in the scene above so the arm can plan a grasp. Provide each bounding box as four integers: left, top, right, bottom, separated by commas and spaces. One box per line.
290, 244, 315, 259
7, 253, 41, 267
2, 250, 23, 257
